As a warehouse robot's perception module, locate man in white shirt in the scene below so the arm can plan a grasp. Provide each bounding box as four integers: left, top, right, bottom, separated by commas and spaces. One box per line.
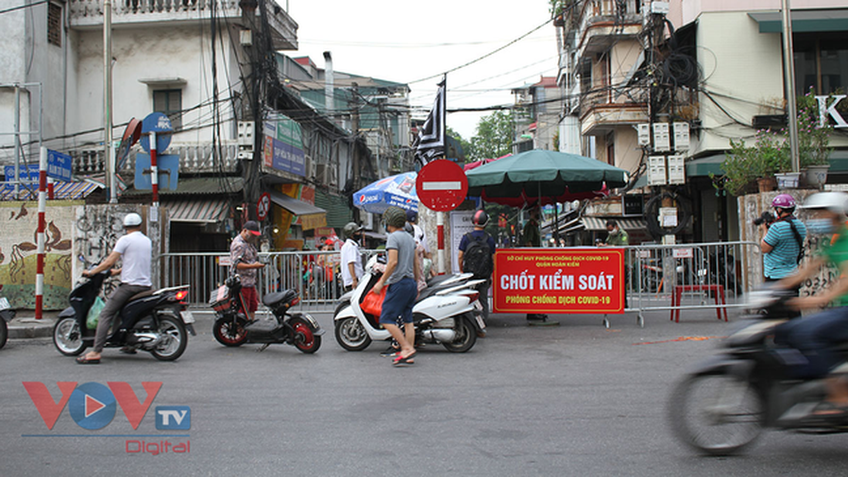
341, 222, 364, 292
406, 209, 431, 259
77, 212, 152, 364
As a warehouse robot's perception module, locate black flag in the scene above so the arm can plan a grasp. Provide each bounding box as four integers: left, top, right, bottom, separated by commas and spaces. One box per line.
415, 78, 446, 166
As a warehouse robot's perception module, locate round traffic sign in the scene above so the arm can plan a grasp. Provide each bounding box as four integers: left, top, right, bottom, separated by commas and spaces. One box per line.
257, 192, 271, 221
415, 159, 468, 212
139, 112, 173, 154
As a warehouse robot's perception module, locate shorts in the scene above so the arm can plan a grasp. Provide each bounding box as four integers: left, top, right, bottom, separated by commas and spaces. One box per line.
379, 277, 417, 325
241, 286, 259, 314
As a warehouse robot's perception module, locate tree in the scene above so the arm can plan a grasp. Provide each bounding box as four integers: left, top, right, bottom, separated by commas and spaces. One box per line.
446, 127, 473, 163
470, 111, 514, 162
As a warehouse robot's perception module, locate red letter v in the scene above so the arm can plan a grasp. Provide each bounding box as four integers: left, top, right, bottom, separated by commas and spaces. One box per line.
22, 382, 77, 430
108, 382, 162, 430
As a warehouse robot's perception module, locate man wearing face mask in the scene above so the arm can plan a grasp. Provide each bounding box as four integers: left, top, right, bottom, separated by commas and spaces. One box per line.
776, 192, 848, 416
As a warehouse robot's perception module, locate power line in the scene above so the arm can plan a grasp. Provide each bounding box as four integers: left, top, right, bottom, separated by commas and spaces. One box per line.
0, 0, 48, 16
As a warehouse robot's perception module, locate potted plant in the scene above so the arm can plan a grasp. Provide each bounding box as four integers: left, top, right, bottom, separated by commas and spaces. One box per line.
719, 130, 789, 195
797, 90, 833, 188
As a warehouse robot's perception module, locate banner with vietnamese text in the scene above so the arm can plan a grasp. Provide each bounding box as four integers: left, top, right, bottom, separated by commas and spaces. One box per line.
493, 248, 624, 314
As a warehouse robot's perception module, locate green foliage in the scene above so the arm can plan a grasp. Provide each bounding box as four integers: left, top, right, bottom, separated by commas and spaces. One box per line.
469, 111, 514, 162
446, 127, 473, 163
718, 89, 834, 196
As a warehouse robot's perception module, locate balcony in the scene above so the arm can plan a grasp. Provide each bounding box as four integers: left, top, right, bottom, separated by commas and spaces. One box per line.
568, 0, 642, 59
72, 140, 240, 176
68, 0, 297, 50
579, 85, 647, 135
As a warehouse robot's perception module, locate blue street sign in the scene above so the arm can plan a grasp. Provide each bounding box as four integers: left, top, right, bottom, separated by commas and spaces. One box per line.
47, 149, 73, 182
139, 112, 173, 154
3, 164, 39, 189
134, 153, 179, 191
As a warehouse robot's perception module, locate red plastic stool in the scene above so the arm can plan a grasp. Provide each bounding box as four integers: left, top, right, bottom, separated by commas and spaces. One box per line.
670, 285, 728, 323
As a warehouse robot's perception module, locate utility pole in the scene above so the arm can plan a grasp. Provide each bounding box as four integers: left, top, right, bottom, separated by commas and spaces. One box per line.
104, 0, 115, 203
350, 82, 361, 222
240, 0, 261, 220
781, 0, 800, 172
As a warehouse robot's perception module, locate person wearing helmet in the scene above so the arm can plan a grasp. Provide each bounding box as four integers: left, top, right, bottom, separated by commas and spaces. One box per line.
373, 206, 420, 366
776, 192, 848, 415
341, 222, 364, 292
458, 209, 496, 325
761, 194, 806, 284
77, 212, 152, 364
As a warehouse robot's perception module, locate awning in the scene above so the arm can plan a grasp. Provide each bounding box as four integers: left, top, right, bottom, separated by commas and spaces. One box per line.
163, 198, 230, 223
687, 150, 848, 177
121, 176, 244, 196
749, 9, 848, 33
0, 181, 101, 201
268, 189, 326, 216
580, 216, 647, 231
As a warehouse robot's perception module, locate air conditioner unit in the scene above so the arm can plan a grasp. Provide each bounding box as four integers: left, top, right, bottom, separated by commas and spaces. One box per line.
304, 156, 313, 180
314, 163, 326, 184
328, 165, 338, 187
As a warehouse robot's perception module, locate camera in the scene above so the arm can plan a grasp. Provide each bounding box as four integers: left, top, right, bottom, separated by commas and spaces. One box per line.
753, 211, 776, 227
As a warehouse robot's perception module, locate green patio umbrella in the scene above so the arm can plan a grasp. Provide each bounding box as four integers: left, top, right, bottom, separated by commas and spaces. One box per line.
465, 149, 629, 208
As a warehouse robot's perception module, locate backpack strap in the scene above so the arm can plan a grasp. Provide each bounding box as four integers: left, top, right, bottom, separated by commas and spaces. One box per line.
777, 215, 804, 263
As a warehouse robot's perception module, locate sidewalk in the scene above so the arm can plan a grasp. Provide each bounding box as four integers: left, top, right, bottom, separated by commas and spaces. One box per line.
6, 310, 59, 340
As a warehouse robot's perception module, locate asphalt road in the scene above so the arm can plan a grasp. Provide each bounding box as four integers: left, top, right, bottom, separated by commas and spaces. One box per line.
2, 309, 848, 477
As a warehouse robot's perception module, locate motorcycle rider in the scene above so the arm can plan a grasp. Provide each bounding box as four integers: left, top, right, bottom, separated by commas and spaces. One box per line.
341, 222, 364, 292
777, 192, 848, 415
372, 206, 420, 366
77, 213, 151, 364
230, 220, 265, 323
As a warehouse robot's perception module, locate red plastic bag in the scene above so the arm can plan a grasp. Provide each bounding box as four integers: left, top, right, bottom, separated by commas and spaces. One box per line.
361, 287, 387, 316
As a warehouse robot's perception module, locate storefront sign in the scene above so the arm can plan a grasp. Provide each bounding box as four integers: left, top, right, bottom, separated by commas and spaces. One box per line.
262, 116, 306, 176
493, 248, 624, 314
817, 95, 848, 128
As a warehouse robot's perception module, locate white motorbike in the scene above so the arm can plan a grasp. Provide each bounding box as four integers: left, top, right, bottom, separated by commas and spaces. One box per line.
333, 255, 486, 353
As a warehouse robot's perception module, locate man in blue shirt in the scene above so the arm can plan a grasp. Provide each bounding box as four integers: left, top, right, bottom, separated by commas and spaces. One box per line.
458, 210, 496, 324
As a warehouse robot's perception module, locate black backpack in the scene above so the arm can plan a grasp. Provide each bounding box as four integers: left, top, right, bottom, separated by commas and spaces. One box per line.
462, 233, 493, 279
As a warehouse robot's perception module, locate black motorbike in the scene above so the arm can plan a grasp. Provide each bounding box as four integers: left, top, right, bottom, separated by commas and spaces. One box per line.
0, 284, 16, 349
52, 271, 194, 361
668, 288, 848, 455
210, 265, 323, 354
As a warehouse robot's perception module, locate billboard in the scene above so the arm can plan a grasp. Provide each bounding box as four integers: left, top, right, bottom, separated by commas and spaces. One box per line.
263, 117, 305, 177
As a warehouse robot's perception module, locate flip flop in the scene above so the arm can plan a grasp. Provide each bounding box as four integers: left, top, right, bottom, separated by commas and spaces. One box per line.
393, 351, 416, 367
76, 356, 101, 365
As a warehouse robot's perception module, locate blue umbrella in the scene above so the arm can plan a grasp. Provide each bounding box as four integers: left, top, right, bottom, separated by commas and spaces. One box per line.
352, 172, 418, 214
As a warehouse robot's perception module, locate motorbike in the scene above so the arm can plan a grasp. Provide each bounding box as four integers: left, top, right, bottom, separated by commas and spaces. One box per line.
53, 271, 195, 361
333, 255, 486, 353
0, 284, 16, 350
668, 288, 848, 455
210, 258, 323, 354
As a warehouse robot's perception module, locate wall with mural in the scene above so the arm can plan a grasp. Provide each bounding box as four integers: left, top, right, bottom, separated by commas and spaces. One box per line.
0, 202, 166, 310
0, 201, 77, 310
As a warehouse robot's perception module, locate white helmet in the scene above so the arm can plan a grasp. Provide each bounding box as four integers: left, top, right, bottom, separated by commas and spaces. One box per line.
123, 213, 143, 227
800, 192, 848, 215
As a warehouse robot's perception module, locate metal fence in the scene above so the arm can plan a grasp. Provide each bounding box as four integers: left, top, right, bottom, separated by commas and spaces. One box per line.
163, 241, 763, 321
620, 241, 762, 325
162, 249, 385, 311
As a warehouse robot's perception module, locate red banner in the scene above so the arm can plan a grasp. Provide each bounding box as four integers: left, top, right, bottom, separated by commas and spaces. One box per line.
493, 248, 624, 314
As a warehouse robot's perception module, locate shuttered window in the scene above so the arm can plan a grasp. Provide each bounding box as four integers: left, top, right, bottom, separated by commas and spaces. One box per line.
47, 3, 61, 47
153, 89, 182, 130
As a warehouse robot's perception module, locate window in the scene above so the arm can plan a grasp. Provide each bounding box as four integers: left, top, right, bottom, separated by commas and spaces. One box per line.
153, 90, 182, 130
47, 3, 61, 47
794, 32, 848, 96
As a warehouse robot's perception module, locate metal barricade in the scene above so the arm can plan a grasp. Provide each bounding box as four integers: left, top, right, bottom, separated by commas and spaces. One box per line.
621, 241, 761, 326
161, 249, 385, 312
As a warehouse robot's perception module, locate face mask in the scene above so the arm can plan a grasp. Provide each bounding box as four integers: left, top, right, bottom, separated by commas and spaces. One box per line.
806, 219, 835, 235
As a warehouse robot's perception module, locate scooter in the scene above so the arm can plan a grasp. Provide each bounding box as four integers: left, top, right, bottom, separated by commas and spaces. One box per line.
0, 284, 16, 350
333, 255, 486, 353
53, 271, 194, 361
210, 259, 324, 354
668, 288, 848, 455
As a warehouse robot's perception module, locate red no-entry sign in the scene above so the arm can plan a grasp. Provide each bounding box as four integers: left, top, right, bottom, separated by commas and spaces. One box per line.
416, 159, 468, 212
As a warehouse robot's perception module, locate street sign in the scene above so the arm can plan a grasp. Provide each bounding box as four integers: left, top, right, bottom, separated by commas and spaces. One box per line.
257, 192, 271, 221
46, 149, 73, 182
134, 154, 179, 190
3, 164, 39, 188
139, 112, 173, 154
415, 159, 468, 212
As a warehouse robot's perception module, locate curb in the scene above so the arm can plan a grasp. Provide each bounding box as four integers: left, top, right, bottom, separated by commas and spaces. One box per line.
8, 318, 56, 340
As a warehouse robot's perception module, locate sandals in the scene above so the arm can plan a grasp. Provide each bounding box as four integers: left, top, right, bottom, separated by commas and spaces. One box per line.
76, 355, 101, 365
392, 351, 416, 367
